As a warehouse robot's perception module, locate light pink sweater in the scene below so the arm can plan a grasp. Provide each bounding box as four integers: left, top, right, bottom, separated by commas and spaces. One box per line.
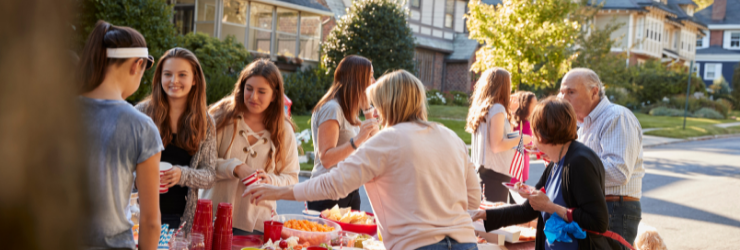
294, 122, 481, 250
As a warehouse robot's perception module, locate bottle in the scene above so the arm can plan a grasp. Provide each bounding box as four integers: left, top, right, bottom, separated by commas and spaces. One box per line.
190, 233, 206, 250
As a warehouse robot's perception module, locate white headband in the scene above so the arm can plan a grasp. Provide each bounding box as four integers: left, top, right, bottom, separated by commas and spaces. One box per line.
106, 48, 149, 58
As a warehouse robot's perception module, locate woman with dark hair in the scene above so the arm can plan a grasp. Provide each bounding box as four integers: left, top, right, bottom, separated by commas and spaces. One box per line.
469, 97, 612, 250
511, 91, 537, 183
77, 20, 162, 249
466, 68, 531, 203
203, 59, 300, 236
135, 47, 216, 232
307, 55, 379, 211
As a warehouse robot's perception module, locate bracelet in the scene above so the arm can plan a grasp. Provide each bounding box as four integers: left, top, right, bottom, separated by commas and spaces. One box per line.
350, 137, 358, 149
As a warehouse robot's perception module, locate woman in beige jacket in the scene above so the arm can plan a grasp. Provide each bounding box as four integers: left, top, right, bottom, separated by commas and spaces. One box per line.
202, 59, 299, 235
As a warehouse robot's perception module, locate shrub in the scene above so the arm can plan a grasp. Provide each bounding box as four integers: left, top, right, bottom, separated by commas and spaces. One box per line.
283, 65, 333, 115
449, 91, 470, 106
668, 95, 730, 118
733, 64, 740, 109
693, 108, 725, 119
606, 87, 640, 110
649, 107, 686, 117
175, 33, 252, 104
427, 90, 447, 105
322, 0, 415, 78
75, 0, 179, 102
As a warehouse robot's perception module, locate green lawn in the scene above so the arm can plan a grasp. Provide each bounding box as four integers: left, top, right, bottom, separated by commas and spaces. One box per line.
644, 125, 740, 138
633, 113, 739, 129
428, 105, 470, 120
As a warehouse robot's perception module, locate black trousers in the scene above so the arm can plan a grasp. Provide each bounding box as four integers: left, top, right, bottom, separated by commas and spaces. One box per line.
306, 189, 362, 211
478, 167, 512, 203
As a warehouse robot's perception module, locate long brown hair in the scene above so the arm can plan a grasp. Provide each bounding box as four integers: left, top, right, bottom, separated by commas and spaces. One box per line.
77, 20, 147, 93
513, 91, 536, 125
140, 48, 208, 155
313, 55, 373, 126
465, 67, 512, 133
210, 59, 291, 167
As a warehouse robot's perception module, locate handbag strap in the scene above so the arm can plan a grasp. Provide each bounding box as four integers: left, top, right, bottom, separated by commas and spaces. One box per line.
585, 230, 635, 250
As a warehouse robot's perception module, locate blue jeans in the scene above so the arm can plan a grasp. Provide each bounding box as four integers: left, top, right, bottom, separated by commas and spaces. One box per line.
416, 236, 478, 250
606, 199, 641, 250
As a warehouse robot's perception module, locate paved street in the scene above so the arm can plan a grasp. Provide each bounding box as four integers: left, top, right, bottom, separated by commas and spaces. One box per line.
279, 137, 740, 249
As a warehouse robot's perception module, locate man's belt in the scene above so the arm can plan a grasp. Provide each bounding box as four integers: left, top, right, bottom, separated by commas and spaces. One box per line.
605, 195, 640, 202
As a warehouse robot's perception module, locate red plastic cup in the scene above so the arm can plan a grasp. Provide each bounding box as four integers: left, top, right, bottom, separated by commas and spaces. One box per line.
159, 162, 173, 193
241, 172, 260, 187
263, 220, 283, 243
212, 203, 233, 250
192, 199, 214, 250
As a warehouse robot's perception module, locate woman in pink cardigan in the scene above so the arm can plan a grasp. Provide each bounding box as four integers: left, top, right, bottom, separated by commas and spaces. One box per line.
244, 70, 481, 250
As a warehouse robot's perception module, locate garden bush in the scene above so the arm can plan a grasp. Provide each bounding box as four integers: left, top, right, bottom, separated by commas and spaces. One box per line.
283, 65, 333, 115
175, 33, 252, 104
427, 90, 447, 105
322, 0, 415, 78
693, 108, 725, 119
669, 95, 730, 118
449, 91, 470, 106
606, 87, 641, 110
649, 107, 686, 117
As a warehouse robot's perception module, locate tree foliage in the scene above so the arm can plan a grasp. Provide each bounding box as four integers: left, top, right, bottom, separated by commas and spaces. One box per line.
283, 66, 334, 115
466, 0, 582, 89
322, 0, 415, 78
75, 0, 179, 102
175, 33, 252, 104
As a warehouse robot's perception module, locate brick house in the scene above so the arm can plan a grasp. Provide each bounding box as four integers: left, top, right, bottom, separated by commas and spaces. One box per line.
694, 0, 740, 88
322, 0, 480, 93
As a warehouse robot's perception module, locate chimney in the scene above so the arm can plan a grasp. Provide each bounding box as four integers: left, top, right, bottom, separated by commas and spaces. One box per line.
712, 0, 727, 21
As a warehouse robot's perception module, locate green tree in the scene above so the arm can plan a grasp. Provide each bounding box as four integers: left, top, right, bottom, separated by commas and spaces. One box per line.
175, 33, 252, 104
75, 0, 179, 102
322, 0, 415, 78
466, 0, 582, 89
733, 63, 740, 109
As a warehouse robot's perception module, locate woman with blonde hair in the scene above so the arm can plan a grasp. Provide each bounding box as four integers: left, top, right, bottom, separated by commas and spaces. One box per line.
244, 70, 481, 250
203, 59, 300, 235
467, 68, 531, 203
135, 47, 216, 232
308, 55, 379, 211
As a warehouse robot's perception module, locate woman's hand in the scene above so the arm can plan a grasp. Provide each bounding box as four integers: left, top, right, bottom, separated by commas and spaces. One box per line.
242, 184, 295, 204
510, 93, 520, 112
528, 190, 554, 212
468, 209, 487, 221
161, 166, 182, 188
355, 119, 380, 145
233, 163, 254, 179
255, 169, 271, 185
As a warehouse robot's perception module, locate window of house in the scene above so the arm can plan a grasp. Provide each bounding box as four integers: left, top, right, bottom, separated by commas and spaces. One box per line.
298, 13, 321, 60
415, 49, 435, 86
673, 31, 679, 49
731, 32, 740, 48
248, 3, 273, 55
173, 4, 195, 35
276, 8, 298, 57
411, 0, 420, 8
696, 35, 703, 47
196, 0, 217, 36
444, 0, 454, 28
221, 0, 248, 44
704, 63, 721, 80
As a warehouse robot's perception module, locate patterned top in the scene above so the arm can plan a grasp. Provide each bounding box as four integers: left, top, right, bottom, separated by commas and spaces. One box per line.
135, 101, 217, 234
576, 98, 644, 198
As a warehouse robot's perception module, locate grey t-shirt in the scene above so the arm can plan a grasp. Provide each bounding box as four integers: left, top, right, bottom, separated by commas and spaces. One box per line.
470, 104, 515, 175
79, 97, 164, 250
310, 99, 359, 178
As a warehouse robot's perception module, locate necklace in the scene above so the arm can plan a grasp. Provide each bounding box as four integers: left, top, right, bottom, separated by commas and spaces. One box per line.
550, 144, 567, 179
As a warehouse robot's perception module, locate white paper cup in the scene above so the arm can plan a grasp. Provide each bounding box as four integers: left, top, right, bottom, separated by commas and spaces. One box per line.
159, 162, 173, 194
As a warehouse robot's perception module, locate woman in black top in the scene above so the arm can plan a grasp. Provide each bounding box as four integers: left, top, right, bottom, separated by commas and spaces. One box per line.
470, 97, 617, 250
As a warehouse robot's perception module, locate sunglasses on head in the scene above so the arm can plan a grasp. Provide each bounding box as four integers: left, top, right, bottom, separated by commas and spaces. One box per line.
140, 55, 154, 70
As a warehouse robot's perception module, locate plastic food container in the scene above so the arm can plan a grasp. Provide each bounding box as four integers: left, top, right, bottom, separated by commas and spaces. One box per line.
320, 210, 378, 235
272, 214, 342, 246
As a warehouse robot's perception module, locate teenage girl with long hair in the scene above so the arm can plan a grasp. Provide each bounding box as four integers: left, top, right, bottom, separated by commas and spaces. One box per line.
77, 20, 162, 250
511, 91, 537, 183
466, 68, 531, 203
307, 55, 379, 211
203, 59, 300, 235
135, 47, 216, 233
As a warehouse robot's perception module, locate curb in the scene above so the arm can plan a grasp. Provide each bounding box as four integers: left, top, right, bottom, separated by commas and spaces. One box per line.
643, 133, 740, 148
299, 170, 312, 178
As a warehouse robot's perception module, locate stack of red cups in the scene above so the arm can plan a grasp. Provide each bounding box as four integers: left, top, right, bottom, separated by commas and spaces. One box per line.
191, 199, 214, 250
212, 202, 233, 250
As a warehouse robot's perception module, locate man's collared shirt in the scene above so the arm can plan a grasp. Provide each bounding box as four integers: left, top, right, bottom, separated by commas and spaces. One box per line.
577, 98, 645, 198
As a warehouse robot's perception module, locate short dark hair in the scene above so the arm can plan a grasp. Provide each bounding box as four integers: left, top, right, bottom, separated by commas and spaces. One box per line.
530, 97, 578, 145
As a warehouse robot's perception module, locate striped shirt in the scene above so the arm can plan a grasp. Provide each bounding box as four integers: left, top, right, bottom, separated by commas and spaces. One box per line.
577, 98, 645, 198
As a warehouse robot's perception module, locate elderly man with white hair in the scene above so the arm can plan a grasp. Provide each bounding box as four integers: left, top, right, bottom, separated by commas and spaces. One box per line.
558, 68, 645, 249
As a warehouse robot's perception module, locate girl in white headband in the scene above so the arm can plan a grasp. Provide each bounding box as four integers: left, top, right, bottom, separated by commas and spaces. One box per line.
77, 20, 161, 250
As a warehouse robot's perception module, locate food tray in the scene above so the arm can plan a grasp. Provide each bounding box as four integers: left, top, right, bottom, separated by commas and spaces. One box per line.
320, 210, 377, 235
271, 214, 342, 246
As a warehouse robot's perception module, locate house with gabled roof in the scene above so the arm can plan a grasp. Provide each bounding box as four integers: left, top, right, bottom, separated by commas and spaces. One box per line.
694, 0, 739, 88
